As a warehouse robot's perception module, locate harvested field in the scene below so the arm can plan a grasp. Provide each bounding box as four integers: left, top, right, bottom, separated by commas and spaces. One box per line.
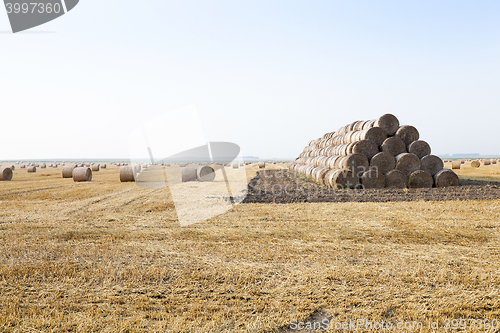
1, 162, 500, 332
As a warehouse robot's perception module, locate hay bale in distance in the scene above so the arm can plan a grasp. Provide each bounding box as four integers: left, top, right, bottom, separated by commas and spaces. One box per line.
181, 167, 198, 182
451, 160, 461, 169
120, 166, 136, 182
408, 170, 433, 188
434, 169, 459, 187
370, 152, 396, 175
258, 162, 265, 169
408, 140, 431, 159
91, 164, 100, 172
196, 166, 216, 182
483, 159, 491, 166
381, 137, 407, 156
395, 153, 421, 176
471, 160, 480, 168
0, 167, 13, 181
28, 166, 36, 173
62, 166, 75, 178
385, 170, 407, 189
232, 163, 239, 169
73, 167, 92, 182
420, 155, 444, 176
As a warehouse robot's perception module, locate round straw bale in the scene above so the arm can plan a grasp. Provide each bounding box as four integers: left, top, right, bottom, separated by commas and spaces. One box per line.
232, 163, 239, 169
385, 170, 407, 189
40, 164, 46, 169
451, 160, 461, 169
395, 153, 421, 176
408, 170, 433, 188
408, 140, 431, 159
20, 165, 26, 169
28, 166, 36, 173
434, 169, 459, 187
362, 127, 388, 146
395, 125, 420, 145
197, 166, 216, 182
101, 164, 107, 169
120, 166, 136, 182
420, 155, 444, 176
471, 160, 480, 168
340, 153, 369, 177
62, 166, 75, 178
375, 114, 400, 136
326, 169, 360, 189
492, 159, 497, 165
380, 137, 407, 156
10, 165, 15, 171
483, 159, 491, 166
370, 152, 396, 175
353, 140, 379, 160
91, 164, 100, 172
181, 167, 198, 182
73, 167, 92, 182
361, 168, 385, 189
258, 162, 265, 169
133, 164, 142, 174
0, 168, 13, 181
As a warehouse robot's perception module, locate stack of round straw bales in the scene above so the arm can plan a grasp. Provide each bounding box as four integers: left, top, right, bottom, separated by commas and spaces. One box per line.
289, 114, 459, 189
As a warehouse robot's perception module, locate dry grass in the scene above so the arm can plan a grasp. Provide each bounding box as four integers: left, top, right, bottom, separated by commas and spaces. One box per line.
1, 163, 500, 332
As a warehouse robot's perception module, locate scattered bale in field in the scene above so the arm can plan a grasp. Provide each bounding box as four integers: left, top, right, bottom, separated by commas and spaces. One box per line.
62, 166, 75, 178
40, 164, 46, 169
91, 164, 100, 172
434, 169, 460, 187
471, 160, 480, 168
133, 164, 141, 174
326, 169, 359, 189
370, 152, 396, 175
0, 168, 13, 181
73, 167, 92, 182
232, 163, 239, 169
408, 170, 433, 188
179, 163, 188, 167
20, 165, 26, 169
10, 165, 15, 171
396, 125, 420, 145
85, 164, 91, 167
197, 166, 216, 182
461, 160, 465, 164
120, 166, 136, 182
28, 166, 36, 173
451, 161, 461, 169
380, 137, 407, 156
181, 167, 198, 182
420, 155, 444, 176
101, 164, 107, 169
385, 170, 407, 189
258, 162, 266, 169
375, 114, 400, 136
353, 139, 379, 160
408, 140, 431, 159
482, 159, 491, 166
361, 168, 385, 189
492, 159, 497, 165
395, 153, 421, 176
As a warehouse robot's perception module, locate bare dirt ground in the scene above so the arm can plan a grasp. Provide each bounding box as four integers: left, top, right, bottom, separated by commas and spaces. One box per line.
243, 169, 500, 204
1, 162, 500, 332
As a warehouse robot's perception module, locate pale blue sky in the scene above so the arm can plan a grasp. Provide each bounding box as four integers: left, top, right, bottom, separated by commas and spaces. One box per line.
1, 1, 499, 159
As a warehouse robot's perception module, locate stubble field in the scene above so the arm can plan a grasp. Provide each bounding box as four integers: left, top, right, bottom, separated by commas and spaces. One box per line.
1, 162, 500, 332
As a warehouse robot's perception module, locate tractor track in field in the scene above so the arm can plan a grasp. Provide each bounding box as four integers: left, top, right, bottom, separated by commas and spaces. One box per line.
242, 170, 500, 204
57, 188, 163, 216
0, 184, 76, 198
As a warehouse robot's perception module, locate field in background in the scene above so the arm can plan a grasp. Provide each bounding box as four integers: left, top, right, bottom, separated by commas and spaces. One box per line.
1, 163, 500, 332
